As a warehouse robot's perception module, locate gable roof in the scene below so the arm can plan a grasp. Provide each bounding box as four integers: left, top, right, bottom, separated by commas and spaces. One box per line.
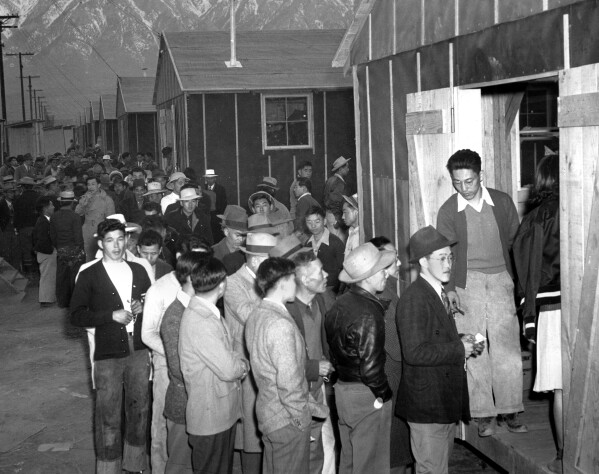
118, 77, 156, 114
89, 101, 100, 121
332, 0, 377, 71
100, 94, 117, 120
159, 29, 352, 93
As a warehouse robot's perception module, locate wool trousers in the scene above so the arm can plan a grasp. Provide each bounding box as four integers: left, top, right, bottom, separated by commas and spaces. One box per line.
262, 423, 310, 474
36, 250, 56, 303
189, 424, 236, 474
408, 422, 456, 474
151, 354, 169, 474
165, 420, 193, 474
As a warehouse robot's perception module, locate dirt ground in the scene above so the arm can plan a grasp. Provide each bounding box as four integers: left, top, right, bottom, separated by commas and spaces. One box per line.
0, 281, 500, 474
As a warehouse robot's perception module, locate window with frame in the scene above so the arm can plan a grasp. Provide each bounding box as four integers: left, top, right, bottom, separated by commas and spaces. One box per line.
261, 94, 313, 150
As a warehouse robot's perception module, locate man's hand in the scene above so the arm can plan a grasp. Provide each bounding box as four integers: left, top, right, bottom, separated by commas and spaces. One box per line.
524, 323, 536, 344
131, 299, 143, 316
447, 291, 463, 314
318, 360, 334, 377
112, 309, 133, 325
461, 334, 475, 358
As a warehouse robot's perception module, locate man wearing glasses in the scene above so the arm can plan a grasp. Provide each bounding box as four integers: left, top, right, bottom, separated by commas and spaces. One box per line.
397, 226, 481, 474
436, 149, 525, 437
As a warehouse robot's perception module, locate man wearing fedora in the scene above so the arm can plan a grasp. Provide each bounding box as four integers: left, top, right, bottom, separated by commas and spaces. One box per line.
323, 157, 351, 236
0, 179, 21, 270
14, 176, 41, 273
50, 190, 85, 308
256, 177, 292, 223
325, 242, 396, 474
212, 205, 248, 261
290, 161, 313, 219
160, 171, 190, 214
14, 154, 35, 183
143, 181, 168, 205
204, 169, 228, 239
33, 196, 57, 306
224, 232, 278, 474
165, 185, 213, 245
397, 226, 479, 474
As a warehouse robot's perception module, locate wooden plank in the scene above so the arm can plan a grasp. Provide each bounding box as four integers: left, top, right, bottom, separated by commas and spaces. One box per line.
564, 162, 599, 473
407, 134, 427, 231
405, 109, 445, 135
558, 92, 599, 127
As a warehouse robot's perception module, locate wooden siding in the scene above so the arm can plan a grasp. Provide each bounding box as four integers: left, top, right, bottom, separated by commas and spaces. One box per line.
154, 36, 184, 107
349, 0, 586, 65
183, 91, 354, 210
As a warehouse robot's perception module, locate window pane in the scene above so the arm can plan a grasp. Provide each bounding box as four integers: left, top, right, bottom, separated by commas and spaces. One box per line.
286, 98, 307, 122
288, 122, 309, 146
265, 98, 287, 122
266, 122, 288, 147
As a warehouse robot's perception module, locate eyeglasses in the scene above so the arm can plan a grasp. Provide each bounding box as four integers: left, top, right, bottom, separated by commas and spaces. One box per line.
428, 254, 454, 265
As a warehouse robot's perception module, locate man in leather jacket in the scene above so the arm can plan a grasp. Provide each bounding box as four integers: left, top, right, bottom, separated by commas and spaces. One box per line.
325, 243, 396, 474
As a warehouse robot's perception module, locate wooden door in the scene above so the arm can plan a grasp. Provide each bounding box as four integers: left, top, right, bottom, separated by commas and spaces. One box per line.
405, 87, 482, 235
558, 64, 599, 474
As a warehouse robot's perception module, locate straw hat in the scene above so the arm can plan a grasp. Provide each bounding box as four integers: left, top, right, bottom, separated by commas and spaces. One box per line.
247, 214, 279, 235
143, 182, 167, 196
166, 172, 189, 190
57, 190, 76, 201
217, 205, 248, 232
240, 232, 278, 256
268, 235, 306, 259
257, 176, 279, 191
342, 193, 359, 210
106, 214, 142, 234
332, 156, 351, 172
176, 188, 201, 201
102, 154, 111, 160
409, 226, 456, 263
203, 169, 218, 178
339, 243, 396, 283
19, 176, 37, 186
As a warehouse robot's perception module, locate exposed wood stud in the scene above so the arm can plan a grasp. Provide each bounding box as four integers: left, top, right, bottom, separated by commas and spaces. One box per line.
563, 14, 570, 70
324, 91, 328, 179
494, 0, 499, 24
268, 155, 272, 177
202, 94, 207, 172
293, 155, 296, 181
393, 1, 397, 55
389, 59, 399, 253
542, 0, 548, 10
352, 65, 364, 241
454, 0, 459, 36
449, 42, 455, 133
417, 52, 422, 93
368, 13, 372, 61
366, 65, 375, 236
234, 93, 240, 206
421, 0, 426, 45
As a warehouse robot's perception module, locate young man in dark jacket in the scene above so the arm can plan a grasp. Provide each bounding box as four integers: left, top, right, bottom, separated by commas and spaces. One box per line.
70, 218, 152, 474
397, 226, 479, 474
325, 242, 396, 474
33, 196, 56, 306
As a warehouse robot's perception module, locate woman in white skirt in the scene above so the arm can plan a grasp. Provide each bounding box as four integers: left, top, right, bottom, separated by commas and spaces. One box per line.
513, 153, 562, 473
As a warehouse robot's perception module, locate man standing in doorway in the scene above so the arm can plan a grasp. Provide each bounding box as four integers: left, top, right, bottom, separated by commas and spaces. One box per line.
70, 218, 152, 473
436, 149, 526, 437
341, 194, 360, 258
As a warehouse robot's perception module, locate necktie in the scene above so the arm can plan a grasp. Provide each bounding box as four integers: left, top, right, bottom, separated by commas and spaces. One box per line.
441, 288, 452, 317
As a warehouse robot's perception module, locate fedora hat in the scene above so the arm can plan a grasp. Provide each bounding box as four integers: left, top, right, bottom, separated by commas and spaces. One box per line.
332, 156, 351, 172
257, 176, 279, 191
339, 243, 396, 283
143, 182, 167, 196
409, 225, 456, 263
240, 232, 278, 256
342, 193, 358, 210
247, 214, 279, 235
102, 154, 111, 160
19, 176, 37, 186
177, 188, 201, 201
57, 190, 76, 201
152, 169, 166, 179
203, 169, 218, 178
248, 191, 274, 210
218, 205, 248, 232
167, 172, 190, 190
106, 213, 142, 234
269, 235, 306, 259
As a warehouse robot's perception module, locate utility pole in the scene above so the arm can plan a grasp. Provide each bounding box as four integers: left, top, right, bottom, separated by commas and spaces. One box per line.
0, 14, 19, 157
37, 96, 45, 121
33, 89, 43, 120
27, 75, 40, 120
6, 51, 34, 122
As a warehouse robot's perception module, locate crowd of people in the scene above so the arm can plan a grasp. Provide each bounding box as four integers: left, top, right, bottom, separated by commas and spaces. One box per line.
0, 146, 563, 474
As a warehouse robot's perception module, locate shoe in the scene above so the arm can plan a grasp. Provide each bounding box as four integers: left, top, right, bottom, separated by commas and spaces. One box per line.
498, 412, 528, 433
477, 416, 496, 437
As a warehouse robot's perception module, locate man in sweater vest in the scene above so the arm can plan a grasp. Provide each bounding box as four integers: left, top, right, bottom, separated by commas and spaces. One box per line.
436, 149, 526, 437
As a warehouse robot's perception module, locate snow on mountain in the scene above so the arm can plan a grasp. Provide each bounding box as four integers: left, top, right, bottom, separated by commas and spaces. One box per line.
0, 0, 355, 122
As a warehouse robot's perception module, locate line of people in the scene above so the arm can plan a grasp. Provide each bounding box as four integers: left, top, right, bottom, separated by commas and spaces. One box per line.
50, 146, 561, 474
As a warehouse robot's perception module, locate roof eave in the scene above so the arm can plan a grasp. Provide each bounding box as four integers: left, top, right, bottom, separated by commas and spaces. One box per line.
332, 0, 378, 70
